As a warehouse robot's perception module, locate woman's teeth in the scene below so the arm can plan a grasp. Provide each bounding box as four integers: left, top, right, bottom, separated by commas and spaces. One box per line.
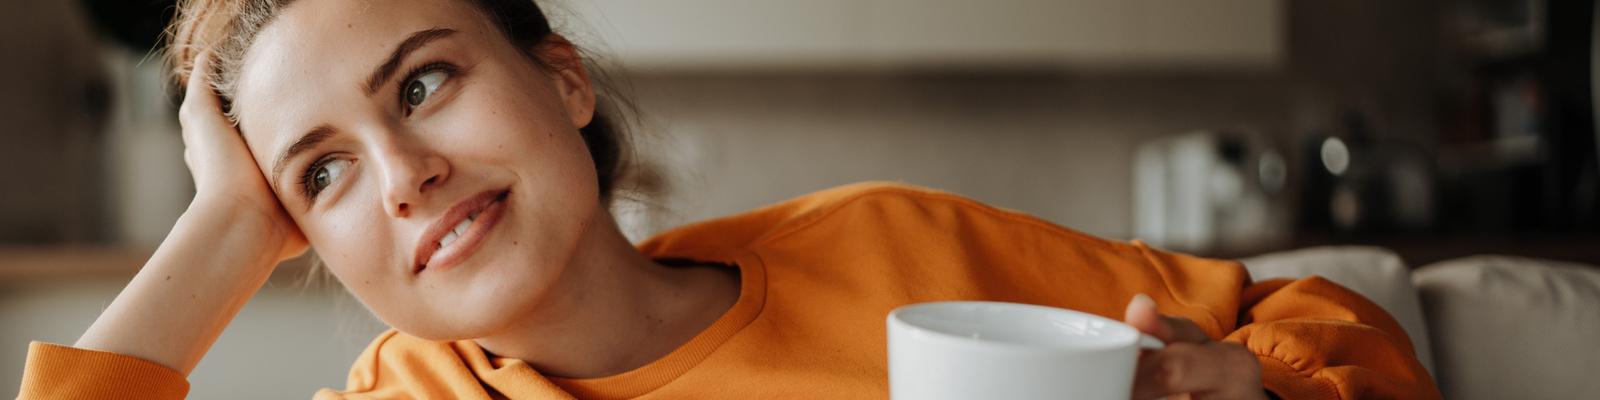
438, 214, 476, 249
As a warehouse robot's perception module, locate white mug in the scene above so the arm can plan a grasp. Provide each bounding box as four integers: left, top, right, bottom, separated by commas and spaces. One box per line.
886, 301, 1164, 400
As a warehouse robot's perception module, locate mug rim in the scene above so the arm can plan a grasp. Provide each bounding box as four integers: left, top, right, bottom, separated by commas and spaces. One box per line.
887, 301, 1143, 354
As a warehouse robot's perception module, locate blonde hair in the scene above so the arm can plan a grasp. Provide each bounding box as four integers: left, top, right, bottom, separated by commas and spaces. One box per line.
166, 0, 295, 116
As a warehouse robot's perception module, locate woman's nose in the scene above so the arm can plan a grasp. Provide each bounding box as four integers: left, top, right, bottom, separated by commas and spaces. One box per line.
373, 136, 449, 219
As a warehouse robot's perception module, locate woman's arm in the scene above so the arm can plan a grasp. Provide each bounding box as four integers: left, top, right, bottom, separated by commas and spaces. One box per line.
19, 197, 291, 399
73, 199, 290, 375
63, 50, 306, 376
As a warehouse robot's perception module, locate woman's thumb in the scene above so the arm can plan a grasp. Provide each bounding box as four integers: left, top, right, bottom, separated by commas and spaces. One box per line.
1123, 293, 1169, 341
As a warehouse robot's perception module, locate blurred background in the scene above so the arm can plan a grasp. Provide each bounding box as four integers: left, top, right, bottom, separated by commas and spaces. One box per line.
3, 0, 1597, 397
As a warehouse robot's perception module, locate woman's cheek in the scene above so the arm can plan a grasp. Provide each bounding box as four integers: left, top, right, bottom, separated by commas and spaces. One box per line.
311, 195, 395, 282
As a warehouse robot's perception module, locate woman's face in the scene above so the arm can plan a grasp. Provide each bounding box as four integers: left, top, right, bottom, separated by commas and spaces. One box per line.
230, 0, 601, 340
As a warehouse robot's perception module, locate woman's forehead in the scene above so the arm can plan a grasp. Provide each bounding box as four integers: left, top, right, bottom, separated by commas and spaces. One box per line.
231, 0, 493, 152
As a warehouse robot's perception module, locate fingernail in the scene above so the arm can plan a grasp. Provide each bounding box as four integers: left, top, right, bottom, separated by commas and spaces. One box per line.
1131, 293, 1156, 310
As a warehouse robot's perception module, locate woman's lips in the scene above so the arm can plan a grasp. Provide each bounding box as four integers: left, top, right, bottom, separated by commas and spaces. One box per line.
413, 189, 510, 274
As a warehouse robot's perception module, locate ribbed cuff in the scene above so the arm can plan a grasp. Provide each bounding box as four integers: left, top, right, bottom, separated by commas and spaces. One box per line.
19, 341, 189, 400
1256, 353, 1341, 400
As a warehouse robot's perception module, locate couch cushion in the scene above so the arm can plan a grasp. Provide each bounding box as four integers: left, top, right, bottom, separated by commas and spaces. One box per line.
1239, 246, 1434, 376
1414, 255, 1600, 400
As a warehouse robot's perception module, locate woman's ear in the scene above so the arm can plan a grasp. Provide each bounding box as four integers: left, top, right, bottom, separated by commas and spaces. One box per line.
534, 35, 596, 129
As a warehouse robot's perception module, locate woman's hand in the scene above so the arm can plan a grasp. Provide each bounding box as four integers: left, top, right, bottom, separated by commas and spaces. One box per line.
179, 51, 307, 261
1124, 294, 1268, 400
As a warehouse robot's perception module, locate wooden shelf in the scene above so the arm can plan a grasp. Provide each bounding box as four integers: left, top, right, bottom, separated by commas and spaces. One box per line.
0, 246, 320, 280
0, 246, 154, 279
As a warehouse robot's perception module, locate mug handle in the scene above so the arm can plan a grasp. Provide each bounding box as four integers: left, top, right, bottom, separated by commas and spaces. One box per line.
1137, 334, 1165, 350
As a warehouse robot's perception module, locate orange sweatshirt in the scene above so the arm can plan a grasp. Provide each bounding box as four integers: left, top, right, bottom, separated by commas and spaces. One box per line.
20, 182, 1440, 399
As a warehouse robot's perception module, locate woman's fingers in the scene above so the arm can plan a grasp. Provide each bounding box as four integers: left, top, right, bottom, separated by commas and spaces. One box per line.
179, 51, 240, 146
181, 51, 222, 169
180, 51, 223, 131
177, 50, 257, 188
1126, 295, 1265, 399
1124, 294, 1211, 344
1133, 342, 1265, 400
183, 50, 213, 107
1159, 314, 1212, 344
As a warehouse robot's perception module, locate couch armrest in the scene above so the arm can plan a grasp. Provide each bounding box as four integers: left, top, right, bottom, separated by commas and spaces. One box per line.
1414, 255, 1600, 400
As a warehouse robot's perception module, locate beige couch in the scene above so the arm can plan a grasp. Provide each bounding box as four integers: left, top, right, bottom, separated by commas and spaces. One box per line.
1240, 247, 1600, 399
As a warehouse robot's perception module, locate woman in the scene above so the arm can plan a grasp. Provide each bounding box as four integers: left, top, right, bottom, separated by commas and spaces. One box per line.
19, 0, 1439, 398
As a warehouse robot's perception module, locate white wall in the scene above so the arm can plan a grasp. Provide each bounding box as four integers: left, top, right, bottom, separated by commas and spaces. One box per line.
624, 73, 1292, 240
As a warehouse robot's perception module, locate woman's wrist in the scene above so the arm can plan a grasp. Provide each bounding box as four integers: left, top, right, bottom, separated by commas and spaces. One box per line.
186, 192, 301, 263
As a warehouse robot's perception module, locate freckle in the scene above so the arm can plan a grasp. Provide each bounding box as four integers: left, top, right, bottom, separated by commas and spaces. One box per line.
165, 275, 171, 281
364, 280, 370, 285
191, 294, 197, 299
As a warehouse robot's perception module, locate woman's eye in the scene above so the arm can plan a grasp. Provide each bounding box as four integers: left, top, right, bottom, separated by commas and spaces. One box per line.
404, 70, 448, 109
305, 158, 352, 198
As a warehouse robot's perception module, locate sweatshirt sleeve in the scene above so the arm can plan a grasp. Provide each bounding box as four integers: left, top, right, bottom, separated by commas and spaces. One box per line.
18, 341, 189, 400
1222, 277, 1441, 400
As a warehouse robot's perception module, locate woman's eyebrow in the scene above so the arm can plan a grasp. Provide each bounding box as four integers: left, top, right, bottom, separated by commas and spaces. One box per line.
362, 27, 458, 96
271, 124, 336, 187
